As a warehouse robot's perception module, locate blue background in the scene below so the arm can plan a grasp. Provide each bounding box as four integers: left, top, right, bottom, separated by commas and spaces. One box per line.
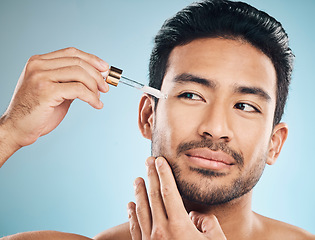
0, 0, 314, 237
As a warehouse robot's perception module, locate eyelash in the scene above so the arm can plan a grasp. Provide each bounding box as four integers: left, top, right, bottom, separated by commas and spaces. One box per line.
178, 92, 261, 113
178, 92, 204, 101
234, 103, 261, 113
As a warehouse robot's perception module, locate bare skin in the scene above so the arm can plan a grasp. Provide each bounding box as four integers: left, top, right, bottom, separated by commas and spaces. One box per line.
0, 47, 109, 168
1, 231, 93, 240
1, 41, 314, 239
95, 38, 315, 240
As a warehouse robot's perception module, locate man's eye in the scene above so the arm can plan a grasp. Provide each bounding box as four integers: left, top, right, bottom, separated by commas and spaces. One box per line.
234, 103, 260, 113
178, 92, 203, 101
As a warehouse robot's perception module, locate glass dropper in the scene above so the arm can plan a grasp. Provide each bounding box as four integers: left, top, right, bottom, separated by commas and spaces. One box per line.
102, 66, 167, 99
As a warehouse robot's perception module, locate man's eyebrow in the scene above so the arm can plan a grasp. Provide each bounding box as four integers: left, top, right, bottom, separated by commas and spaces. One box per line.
173, 73, 217, 89
172, 74, 271, 101
234, 85, 271, 101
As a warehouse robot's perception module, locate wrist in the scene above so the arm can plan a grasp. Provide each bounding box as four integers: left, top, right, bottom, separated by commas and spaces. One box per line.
0, 115, 21, 167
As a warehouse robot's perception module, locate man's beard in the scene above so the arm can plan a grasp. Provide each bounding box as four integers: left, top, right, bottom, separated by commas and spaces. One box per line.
151, 133, 266, 206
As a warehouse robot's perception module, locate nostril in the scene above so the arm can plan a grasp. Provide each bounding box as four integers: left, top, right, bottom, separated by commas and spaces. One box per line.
202, 132, 213, 138
202, 132, 230, 142
221, 136, 229, 140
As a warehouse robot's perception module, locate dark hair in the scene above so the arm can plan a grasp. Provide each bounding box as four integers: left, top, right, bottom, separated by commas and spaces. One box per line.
149, 0, 294, 125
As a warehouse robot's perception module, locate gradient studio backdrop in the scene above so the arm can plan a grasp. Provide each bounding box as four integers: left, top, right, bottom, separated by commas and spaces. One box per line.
0, 0, 314, 237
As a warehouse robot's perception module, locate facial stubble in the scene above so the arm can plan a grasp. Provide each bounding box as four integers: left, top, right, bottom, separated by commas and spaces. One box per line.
151, 130, 267, 206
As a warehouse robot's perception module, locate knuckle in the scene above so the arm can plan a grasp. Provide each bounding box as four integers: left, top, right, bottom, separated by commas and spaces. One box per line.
152, 226, 167, 240
147, 167, 155, 177
26, 56, 42, 72
161, 185, 171, 198
168, 221, 183, 232
35, 78, 50, 92
76, 85, 97, 105
149, 189, 161, 199
135, 204, 146, 217
28, 54, 40, 62
91, 54, 101, 63
135, 204, 142, 214
69, 64, 83, 74
134, 187, 141, 195
65, 47, 78, 55
28, 69, 43, 82
73, 82, 85, 94
134, 185, 143, 196
72, 56, 83, 66
129, 221, 138, 232
28, 71, 50, 93
82, 85, 96, 99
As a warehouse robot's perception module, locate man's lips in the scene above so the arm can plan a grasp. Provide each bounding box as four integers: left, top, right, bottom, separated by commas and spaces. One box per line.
185, 148, 235, 170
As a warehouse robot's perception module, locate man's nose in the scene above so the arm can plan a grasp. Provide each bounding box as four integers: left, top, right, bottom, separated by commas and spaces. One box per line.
197, 103, 234, 142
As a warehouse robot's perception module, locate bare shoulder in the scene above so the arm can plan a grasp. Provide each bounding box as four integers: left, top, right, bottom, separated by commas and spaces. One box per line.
254, 212, 315, 240
94, 222, 131, 240
1, 230, 92, 240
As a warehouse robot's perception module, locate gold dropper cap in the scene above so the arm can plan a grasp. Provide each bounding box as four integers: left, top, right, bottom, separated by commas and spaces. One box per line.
106, 66, 123, 87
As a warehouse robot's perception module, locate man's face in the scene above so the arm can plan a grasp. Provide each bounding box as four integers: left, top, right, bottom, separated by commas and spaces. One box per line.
150, 38, 278, 205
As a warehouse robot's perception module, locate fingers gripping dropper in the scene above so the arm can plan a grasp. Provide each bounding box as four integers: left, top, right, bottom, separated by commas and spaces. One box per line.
101, 66, 168, 99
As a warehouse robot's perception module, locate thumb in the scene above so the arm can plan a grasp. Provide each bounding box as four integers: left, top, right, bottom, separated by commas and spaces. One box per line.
189, 211, 227, 240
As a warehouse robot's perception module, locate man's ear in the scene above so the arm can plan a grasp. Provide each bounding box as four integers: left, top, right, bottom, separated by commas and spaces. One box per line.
267, 122, 289, 165
138, 94, 154, 140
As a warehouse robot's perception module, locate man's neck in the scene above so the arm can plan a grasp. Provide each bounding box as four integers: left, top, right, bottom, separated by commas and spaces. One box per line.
183, 191, 256, 239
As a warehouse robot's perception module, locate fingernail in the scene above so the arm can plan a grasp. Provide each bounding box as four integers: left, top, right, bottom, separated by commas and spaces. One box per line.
99, 81, 107, 93
103, 82, 109, 92
101, 70, 109, 79
156, 157, 164, 168
98, 100, 103, 108
99, 60, 109, 70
